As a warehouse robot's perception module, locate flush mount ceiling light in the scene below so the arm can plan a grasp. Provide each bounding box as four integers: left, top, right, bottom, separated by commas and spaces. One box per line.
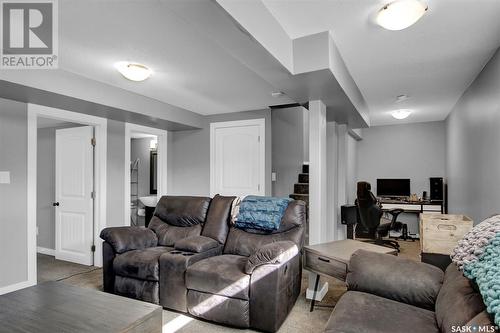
391, 109, 412, 119
114, 61, 152, 82
376, 0, 428, 31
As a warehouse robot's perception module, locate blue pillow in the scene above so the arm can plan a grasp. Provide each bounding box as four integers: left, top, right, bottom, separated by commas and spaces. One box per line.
235, 196, 292, 231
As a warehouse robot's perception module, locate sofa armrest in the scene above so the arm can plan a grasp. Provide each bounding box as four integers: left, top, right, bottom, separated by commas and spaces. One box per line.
347, 249, 444, 310
100, 227, 157, 254
245, 241, 299, 274
174, 236, 219, 253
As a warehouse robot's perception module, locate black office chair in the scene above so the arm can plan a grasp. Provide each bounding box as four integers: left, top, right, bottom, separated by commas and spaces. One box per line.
355, 181, 403, 252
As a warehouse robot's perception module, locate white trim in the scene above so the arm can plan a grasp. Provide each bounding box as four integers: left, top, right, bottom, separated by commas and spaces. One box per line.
124, 123, 168, 226
37, 247, 55, 256
209, 118, 266, 197
27, 104, 107, 292
0, 280, 34, 296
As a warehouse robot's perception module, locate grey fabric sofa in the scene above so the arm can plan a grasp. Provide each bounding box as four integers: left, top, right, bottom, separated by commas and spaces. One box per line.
324, 250, 495, 333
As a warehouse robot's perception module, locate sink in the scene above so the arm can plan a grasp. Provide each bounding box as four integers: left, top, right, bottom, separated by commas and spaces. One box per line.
139, 196, 158, 207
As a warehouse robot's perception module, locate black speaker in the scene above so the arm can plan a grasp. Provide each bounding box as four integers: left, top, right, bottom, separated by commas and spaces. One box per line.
341, 204, 358, 225
430, 177, 444, 201
341, 204, 358, 240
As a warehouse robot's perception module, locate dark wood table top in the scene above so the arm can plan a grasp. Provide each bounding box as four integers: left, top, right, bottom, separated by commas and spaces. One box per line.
0, 281, 162, 333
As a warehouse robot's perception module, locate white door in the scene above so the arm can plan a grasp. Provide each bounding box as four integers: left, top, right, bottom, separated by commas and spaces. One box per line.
55, 126, 94, 265
210, 119, 265, 197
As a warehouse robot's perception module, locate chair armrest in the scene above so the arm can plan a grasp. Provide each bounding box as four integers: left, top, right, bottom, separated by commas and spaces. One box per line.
174, 236, 219, 253
245, 241, 299, 274
100, 227, 157, 254
347, 249, 444, 310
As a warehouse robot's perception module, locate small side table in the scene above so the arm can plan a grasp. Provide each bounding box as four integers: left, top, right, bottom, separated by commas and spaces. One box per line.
304, 239, 397, 311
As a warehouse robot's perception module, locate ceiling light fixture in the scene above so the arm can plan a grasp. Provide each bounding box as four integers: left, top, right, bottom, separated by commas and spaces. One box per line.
391, 109, 412, 120
396, 94, 409, 102
115, 61, 152, 82
271, 91, 285, 98
376, 0, 428, 31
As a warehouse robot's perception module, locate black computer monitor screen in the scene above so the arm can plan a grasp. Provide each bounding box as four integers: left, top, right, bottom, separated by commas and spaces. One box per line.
376, 179, 410, 197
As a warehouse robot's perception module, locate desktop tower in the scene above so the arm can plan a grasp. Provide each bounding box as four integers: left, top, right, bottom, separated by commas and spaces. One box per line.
430, 177, 444, 201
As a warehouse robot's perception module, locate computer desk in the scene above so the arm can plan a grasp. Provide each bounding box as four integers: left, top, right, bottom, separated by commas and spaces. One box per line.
379, 198, 444, 214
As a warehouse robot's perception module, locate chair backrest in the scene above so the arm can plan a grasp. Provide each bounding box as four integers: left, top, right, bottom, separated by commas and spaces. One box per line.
356, 181, 382, 234
148, 196, 211, 246
223, 200, 306, 257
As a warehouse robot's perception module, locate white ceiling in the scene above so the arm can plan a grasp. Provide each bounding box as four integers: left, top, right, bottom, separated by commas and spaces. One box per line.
58, 0, 295, 116
261, 0, 500, 125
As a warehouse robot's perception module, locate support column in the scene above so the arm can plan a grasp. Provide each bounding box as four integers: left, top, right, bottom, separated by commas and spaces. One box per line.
306, 100, 328, 304
308, 100, 327, 245
336, 124, 348, 240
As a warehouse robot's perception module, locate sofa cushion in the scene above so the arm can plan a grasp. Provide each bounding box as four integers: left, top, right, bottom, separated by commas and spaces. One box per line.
174, 236, 219, 253
100, 227, 157, 254
201, 194, 235, 244
347, 250, 443, 311
324, 291, 439, 333
435, 264, 487, 333
186, 255, 250, 300
223, 226, 304, 257
153, 196, 211, 227
149, 216, 202, 246
113, 246, 173, 281
187, 290, 250, 328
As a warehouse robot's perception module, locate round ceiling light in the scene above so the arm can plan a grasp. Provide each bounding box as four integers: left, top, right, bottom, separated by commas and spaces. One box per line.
114, 61, 152, 82
376, 0, 428, 31
391, 109, 412, 120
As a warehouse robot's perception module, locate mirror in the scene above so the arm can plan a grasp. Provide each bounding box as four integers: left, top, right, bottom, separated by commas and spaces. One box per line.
150, 150, 157, 194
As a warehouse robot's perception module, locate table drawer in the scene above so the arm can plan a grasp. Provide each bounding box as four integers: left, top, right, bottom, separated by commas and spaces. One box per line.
304, 251, 347, 280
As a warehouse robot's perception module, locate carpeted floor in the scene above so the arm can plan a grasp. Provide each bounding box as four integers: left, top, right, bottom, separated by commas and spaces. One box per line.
38, 239, 421, 333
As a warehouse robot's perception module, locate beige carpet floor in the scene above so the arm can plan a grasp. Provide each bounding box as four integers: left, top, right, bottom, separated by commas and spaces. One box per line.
38, 239, 421, 333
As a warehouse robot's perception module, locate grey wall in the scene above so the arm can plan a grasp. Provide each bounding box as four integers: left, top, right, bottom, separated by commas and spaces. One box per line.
106, 120, 126, 227
272, 106, 307, 196
357, 121, 446, 197
0, 99, 28, 288
168, 109, 272, 196
356, 121, 445, 234
131, 138, 153, 198
446, 48, 500, 224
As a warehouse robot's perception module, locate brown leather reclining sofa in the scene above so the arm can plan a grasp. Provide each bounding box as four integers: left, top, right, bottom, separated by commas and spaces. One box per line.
100, 195, 306, 332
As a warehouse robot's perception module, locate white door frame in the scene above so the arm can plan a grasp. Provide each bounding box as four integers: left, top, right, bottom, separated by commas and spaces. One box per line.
124, 123, 168, 226
27, 104, 107, 288
209, 118, 266, 197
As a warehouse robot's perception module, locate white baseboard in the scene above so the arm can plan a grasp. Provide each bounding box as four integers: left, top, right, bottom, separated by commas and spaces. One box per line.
37, 246, 55, 256
0, 279, 35, 295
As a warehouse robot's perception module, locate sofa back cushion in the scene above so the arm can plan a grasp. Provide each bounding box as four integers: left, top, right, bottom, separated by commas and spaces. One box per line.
153, 196, 211, 227
223, 200, 305, 256
201, 194, 236, 244
435, 264, 487, 333
148, 196, 211, 246
148, 216, 202, 247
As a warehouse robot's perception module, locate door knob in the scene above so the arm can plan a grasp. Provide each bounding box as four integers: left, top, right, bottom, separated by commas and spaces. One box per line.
53, 202, 60, 207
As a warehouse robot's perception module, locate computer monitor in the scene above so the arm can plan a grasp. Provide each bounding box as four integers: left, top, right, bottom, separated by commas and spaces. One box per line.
376, 179, 410, 197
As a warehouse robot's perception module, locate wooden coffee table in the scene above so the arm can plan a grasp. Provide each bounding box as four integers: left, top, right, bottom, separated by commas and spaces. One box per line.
0, 281, 162, 332
304, 239, 397, 311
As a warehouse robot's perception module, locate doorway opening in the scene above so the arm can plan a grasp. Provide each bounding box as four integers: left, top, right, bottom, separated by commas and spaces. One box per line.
27, 104, 108, 288
124, 123, 168, 227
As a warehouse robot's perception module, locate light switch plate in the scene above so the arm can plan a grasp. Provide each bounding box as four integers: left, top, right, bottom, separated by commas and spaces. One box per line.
0, 171, 10, 184
271, 172, 277, 182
